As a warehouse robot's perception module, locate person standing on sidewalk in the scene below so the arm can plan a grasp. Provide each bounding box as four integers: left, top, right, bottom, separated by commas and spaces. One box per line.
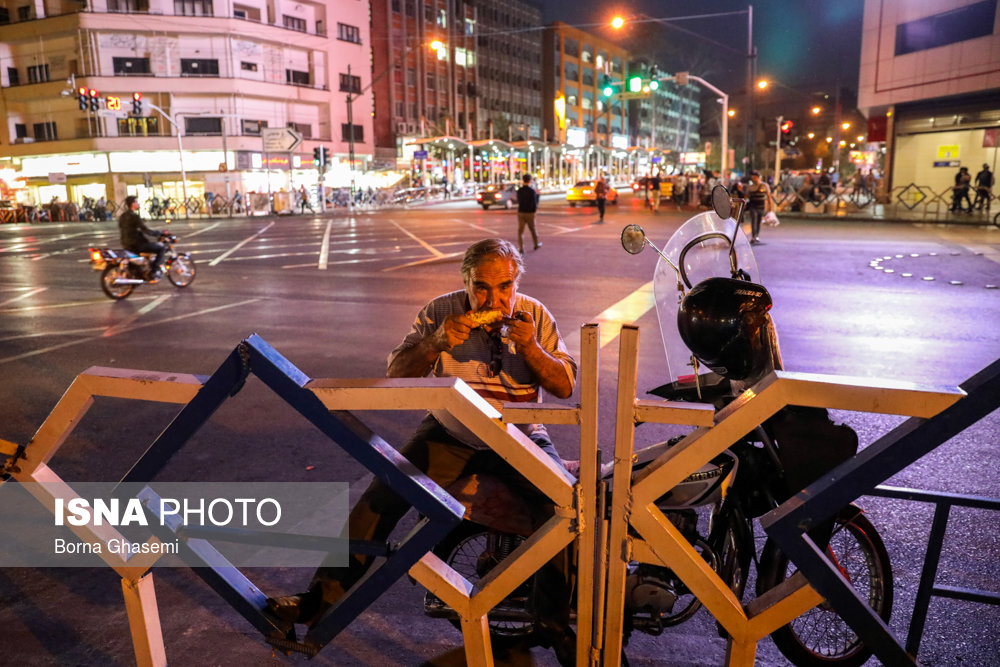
516, 174, 541, 253
974, 164, 993, 211
594, 176, 608, 223
950, 167, 972, 213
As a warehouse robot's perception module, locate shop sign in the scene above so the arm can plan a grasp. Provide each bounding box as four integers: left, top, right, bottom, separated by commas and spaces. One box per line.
933, 160, 960, 168
21, 154, 108, 178
566, 127, 587, 148
984, 129, 998, 148
237, 151, 292, 171
680, 152, 706, 164
413, 150, 428, 159
47, 172, 67, 184
611, 134, 628, 150
936, 145, 960, 160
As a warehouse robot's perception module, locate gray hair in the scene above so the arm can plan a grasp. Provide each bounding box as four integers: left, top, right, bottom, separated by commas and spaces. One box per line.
461, 238, 525, 283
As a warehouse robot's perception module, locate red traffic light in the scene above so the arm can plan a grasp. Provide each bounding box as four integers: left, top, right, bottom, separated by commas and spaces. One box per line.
78, 87, 87, 96
89, 88, 98, 97
781, 120, 793, 133
133, 92, 142, 101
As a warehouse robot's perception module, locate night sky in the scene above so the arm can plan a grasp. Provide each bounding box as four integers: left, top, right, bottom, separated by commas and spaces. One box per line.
536, 0, 866, 98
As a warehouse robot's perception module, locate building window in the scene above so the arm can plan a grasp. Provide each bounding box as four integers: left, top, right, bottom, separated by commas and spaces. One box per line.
395, 101, 404, 117
107, 0, 149, 11
391, 0, 399, 12
113, 57, 151, 75
174, 0, 212, 15
185, 117, 222, 134
341, 123, 364, 142
118, 117, 160, 137
582, 68, 594, 86
336, 22, 361, 44
407, 68, 416, 85
0, 7, 9, 23
240, 61, 258, 72
33, 121, 58, 141
17, 5, 31, 20
283, 15, 306, 32
6, 67, 18, 86
339, 73, 361, 93
181, 59, 220, 76
241, 119, 267, 135
426, 72, 435, 90
895, 1, 996, 56
563, 37, 579, 57
288, 121, 311, 139
285, 69, 310, 85
26, 63, 48, 83
14, 123, 27, 138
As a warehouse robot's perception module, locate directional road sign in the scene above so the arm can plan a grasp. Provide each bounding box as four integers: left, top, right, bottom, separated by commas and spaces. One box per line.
262, 127, 303, 153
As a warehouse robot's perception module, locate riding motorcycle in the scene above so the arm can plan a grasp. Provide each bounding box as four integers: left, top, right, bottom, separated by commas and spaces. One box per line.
423, 185, 893, 667
89, 231, 196, 300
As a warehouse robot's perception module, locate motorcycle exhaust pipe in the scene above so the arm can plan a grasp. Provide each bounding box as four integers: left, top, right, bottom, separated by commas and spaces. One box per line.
113, 278, 145, 285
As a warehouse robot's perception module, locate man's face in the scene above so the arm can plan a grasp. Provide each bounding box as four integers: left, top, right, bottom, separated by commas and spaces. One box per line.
466, 255, 518, 315
130, 201, 139, 211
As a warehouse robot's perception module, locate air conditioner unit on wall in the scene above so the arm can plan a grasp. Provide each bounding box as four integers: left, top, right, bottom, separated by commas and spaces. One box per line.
395, 122, 406, 134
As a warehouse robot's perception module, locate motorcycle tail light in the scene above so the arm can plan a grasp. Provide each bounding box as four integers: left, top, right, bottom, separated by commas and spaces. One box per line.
90, 250, 102, 262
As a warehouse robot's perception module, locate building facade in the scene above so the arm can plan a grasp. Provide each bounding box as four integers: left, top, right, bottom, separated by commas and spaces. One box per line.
857, 0, 1000, 199
0, 0, 371, 212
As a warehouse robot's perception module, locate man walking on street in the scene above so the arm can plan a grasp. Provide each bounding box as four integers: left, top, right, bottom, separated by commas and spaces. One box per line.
516, 174, 541, 253
649, 172, 662, 213
595, 176, 608, 223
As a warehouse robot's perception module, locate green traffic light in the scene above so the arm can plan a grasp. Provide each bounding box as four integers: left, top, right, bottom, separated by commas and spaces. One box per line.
649, 80, 659, 91
628, 76, 642, 93
603, 86, 613, 97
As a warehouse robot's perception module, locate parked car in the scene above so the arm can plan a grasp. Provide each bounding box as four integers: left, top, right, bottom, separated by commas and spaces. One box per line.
475, 183, 518, 209
566, 180, 619, 207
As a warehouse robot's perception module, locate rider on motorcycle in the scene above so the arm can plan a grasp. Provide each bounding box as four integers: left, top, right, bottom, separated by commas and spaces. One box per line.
118, 195, 165, 279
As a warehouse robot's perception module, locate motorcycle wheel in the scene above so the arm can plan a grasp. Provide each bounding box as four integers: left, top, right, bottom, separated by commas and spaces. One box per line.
167, 256, 196, 288
427, 522, 539, 641
101, 264, 134, 300
756, 507, 893, 667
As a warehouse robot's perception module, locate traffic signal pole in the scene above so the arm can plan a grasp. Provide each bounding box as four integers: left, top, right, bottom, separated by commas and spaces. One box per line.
774, 115, 783, 185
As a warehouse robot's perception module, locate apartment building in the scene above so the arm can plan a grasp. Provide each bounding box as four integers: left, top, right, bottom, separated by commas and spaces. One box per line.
0, 0, 371, 209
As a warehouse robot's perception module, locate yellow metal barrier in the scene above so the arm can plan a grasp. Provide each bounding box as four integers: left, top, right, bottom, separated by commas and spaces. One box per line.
601, 325, 964, 666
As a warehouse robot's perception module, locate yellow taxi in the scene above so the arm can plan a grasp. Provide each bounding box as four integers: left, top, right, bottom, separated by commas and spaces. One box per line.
566, 180, 619, 207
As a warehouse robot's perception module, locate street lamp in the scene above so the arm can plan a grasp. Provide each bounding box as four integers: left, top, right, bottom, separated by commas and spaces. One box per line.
611, 7, 754, 176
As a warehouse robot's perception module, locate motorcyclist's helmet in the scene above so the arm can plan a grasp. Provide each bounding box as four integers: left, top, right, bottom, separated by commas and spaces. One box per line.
677, 277, 772, 380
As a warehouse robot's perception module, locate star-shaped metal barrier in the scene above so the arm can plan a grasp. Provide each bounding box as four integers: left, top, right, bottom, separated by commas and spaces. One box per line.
601, 326, 968, 666
1, 331, 594, 666
761, 359, 1000, 666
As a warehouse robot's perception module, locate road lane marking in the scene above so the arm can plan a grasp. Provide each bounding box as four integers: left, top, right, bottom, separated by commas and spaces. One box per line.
388, 219, 445, 257
318, 219, 333, 269
0, 298, 261, 365
381, 252, 463, 272
184, 221, 223, 237
209, 221, 274, 266
592, 281, 656, 349
0, 295, 158, 314
0, 287, 47, 307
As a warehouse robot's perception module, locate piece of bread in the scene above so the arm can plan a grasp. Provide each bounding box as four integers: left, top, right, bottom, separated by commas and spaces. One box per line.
468, 309, 504, 327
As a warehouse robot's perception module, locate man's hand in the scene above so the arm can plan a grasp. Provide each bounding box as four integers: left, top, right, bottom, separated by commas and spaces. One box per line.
430, 313, 476, 352
505, 310, 538, 353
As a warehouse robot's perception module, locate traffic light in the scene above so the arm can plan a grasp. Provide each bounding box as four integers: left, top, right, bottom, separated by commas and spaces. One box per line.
627, 75, 642, 93
77, 87, 88, 111
601, 75, 613, 97
88, 88, 99, 112
313, 147, 323, 166
781, 120, 793, 134
649, 65, 659, 80
321, 147, 330, 164
132, 92, 142, 115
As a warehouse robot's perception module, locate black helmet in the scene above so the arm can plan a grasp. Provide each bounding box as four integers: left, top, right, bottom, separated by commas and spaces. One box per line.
677, 277, 773, 380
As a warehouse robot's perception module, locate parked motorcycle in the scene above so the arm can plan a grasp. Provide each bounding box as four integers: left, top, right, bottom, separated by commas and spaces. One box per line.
89, 231, 196, 300
423, 185, 893, 667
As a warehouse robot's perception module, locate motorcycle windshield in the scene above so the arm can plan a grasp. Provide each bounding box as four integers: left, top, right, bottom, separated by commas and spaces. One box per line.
653, 210, 760, 385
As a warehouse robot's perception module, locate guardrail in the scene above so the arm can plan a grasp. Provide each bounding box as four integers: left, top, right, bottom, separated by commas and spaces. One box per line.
1, 330, 995, 667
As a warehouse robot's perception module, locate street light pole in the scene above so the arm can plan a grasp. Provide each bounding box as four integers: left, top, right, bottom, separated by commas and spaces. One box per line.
774, 115, 783, 185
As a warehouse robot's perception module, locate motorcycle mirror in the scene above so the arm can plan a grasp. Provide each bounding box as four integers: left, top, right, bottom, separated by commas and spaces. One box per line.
621, 224, 647, 254
711, 184, 733, 220
621, 224, 682, 277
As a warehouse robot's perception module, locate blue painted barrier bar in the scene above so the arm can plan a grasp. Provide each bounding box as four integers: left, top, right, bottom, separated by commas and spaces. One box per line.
762, 358, 1000, 666
869, 485, 1000, 656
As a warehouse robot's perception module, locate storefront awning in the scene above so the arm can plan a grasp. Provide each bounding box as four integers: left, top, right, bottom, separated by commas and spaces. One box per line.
511, 139, 548, 152
416, 135, 470, 151
469, 139, 513, 153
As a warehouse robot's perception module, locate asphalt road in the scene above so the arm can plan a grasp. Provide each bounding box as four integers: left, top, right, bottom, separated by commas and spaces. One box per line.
1, 194, 998, 666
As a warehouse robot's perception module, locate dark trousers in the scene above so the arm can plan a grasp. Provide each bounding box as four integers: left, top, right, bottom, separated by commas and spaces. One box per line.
309, 415, 561, 605
130, 239, 166, 271
746, 206, 765, 240
596, 197, 606, 220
